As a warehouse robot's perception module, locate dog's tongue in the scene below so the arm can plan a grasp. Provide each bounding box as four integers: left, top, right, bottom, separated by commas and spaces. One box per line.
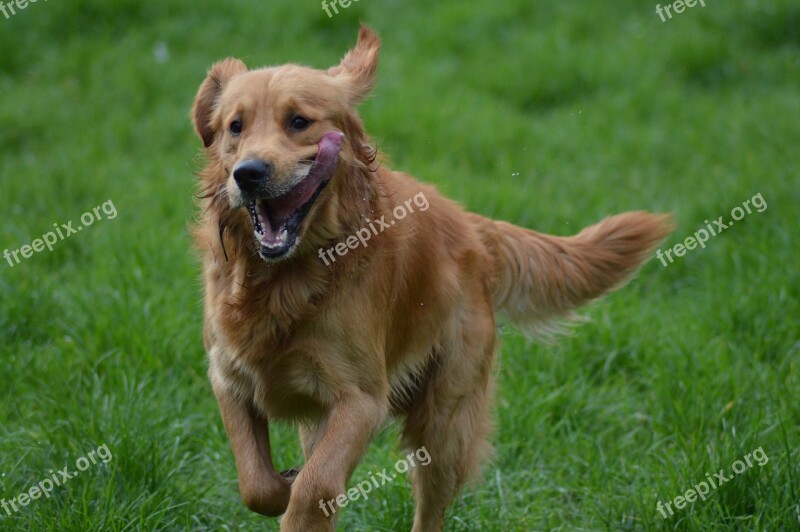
264, 131, 344, 228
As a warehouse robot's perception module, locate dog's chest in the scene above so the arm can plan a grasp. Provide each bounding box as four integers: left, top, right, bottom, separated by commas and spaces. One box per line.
205, 286, 345, 421
203, 260, 337, 415
208, 329, 335, 421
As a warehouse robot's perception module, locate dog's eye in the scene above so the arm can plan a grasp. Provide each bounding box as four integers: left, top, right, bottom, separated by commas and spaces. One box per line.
229, 120, 243, 135
289, 116, 312, 131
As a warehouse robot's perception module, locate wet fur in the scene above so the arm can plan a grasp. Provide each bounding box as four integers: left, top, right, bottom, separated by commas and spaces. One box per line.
191, 25, 673, 531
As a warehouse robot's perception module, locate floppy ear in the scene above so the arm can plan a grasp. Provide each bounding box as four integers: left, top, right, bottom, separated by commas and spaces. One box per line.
328, 24, 381, 104
192, 58, 248, 148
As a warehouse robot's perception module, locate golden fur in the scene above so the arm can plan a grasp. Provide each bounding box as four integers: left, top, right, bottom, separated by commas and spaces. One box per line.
191, 25, 673, 531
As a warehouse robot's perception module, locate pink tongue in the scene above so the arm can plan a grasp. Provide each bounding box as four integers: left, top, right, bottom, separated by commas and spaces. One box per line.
263, 131, 344, 228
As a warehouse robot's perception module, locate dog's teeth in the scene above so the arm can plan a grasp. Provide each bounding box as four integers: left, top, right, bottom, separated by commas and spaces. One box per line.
279, 229, 288, 242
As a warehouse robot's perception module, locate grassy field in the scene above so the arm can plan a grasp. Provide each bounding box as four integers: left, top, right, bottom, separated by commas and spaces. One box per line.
1, 0, 798, 530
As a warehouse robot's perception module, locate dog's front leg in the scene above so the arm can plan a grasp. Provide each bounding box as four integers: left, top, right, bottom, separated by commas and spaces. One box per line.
213, 383, 292, 516
281, 390, 387, 531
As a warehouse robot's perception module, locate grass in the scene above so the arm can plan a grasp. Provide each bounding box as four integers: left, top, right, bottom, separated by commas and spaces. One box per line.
0, 0, 798, 530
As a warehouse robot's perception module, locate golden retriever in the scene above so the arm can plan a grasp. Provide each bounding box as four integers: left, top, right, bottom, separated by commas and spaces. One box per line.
191, 25, 673, 531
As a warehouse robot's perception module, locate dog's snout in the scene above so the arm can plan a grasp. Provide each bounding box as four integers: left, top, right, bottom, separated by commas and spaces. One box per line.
233, 159, 272, 192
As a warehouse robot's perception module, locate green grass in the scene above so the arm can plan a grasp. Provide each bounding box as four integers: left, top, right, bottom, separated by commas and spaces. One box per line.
1, 0, 798, 530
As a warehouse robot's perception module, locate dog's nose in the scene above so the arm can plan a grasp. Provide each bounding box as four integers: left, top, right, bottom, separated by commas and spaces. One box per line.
233, 159, 272, 192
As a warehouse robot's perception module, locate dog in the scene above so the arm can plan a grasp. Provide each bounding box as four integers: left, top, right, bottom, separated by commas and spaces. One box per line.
191, 25, 673, 531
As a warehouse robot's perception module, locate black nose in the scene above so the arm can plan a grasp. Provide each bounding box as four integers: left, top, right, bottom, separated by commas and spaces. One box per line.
233, 159, 272, 192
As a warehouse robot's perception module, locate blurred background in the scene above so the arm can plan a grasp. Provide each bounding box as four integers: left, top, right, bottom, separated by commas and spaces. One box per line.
0, 0, 798, 530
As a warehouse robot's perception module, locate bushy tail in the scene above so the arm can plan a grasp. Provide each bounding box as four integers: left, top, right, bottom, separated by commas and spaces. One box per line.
478, 211, 674, 338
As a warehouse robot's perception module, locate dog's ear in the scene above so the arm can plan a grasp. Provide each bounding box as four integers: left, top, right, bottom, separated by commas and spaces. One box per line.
328, 24, 381, 104
192, 58, 248, 148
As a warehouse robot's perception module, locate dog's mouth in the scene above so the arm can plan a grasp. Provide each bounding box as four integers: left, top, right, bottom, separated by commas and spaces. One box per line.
247, 131, 343, 260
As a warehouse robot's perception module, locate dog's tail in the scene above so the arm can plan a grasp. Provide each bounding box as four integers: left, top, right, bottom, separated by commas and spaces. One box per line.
476, 211, 674, 338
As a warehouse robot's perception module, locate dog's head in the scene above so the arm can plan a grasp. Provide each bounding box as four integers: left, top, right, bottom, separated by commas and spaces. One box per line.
192, 26, 380, 261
